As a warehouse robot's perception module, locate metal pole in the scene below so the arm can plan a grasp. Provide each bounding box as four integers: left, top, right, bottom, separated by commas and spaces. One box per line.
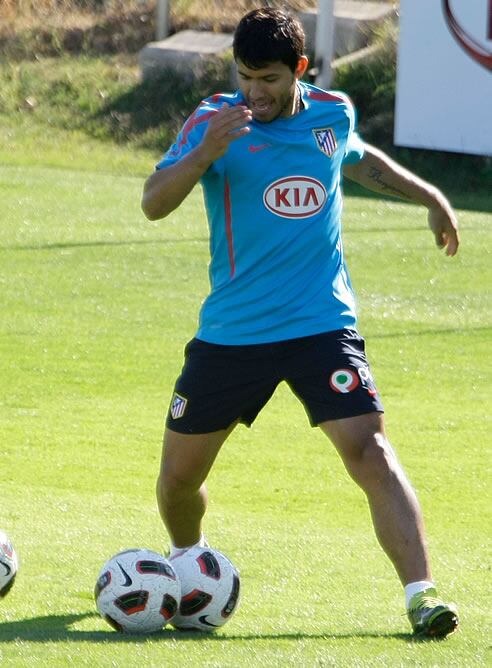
156, 0, 170, 41
315, 0, 336, 89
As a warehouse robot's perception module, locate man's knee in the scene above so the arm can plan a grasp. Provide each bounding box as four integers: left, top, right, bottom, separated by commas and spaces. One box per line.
157, 468, 202, 504
158, 426, 231, 503
345, 432, 399, 486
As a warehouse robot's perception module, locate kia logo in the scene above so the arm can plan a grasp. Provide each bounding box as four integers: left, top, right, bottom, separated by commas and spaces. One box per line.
442, 0, 492, 71
263, 176, 327, 219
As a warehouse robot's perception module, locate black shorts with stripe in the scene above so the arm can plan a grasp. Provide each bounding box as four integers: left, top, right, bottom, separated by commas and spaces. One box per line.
166, 329, 384, 434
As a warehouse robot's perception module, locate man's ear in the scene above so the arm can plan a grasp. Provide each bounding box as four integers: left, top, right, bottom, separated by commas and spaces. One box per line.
295, 55, 309, 79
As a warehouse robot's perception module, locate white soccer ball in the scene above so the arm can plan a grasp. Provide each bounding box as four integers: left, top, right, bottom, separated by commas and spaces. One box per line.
94, 548, 181, 633
170, 546, 240, 632
0, 530, 18, 598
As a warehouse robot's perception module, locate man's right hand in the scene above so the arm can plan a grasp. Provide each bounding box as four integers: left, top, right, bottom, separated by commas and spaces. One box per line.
142, 104, 252, 221
196, 103, 253, 165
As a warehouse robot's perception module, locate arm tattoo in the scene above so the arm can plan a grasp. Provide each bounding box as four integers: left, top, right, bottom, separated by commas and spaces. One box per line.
368, 167, 408, 199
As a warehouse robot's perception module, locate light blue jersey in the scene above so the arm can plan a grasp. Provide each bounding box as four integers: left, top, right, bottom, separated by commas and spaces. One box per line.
157, 81, 365, 344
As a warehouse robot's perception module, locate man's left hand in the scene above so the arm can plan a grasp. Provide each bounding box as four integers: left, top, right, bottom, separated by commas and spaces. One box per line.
427, 200, 460, 256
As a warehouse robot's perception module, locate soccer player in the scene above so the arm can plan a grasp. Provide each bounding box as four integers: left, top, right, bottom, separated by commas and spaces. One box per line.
142, 8, 460, 638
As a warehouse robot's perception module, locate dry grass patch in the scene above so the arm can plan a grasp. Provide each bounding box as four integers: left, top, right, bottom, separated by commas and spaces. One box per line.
1, 0, 394, 32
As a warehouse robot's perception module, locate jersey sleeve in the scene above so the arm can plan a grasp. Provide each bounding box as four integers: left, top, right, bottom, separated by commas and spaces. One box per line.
155, 104, 217, 171
341, 96, 365, 165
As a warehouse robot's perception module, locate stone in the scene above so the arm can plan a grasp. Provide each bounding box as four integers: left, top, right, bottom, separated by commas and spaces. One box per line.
139, 29, 233, 81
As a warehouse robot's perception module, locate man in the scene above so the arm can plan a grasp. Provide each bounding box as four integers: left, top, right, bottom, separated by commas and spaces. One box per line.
142, 8, 459, 638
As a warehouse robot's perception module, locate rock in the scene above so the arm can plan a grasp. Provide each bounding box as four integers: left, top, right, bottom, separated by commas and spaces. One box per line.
139, 29, 233, 81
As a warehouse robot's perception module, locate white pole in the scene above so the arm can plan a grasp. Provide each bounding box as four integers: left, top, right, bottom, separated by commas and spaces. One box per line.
315, 0, 336, 89
156, 0, 170, 41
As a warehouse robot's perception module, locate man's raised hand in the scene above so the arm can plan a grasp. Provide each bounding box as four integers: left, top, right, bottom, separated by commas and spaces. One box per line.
198, 104, 252, 163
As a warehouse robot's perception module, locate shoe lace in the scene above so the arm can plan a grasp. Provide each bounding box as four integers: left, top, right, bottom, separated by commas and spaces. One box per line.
411, 593, 442, 612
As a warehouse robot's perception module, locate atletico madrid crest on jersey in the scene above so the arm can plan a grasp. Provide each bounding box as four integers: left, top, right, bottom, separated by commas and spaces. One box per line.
313, 127, 337, 157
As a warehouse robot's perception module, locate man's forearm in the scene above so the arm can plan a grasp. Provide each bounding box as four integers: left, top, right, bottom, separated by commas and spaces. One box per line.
141, 146, 213, 221
343, 144, 443, 209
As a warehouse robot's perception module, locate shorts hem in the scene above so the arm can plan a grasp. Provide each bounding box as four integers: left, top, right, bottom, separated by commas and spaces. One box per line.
311, 407, 384, 427
165, 416, 252, 435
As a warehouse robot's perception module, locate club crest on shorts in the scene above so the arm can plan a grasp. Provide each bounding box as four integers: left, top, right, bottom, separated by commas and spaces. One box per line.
170, 393, 188, 419
329, 369, 359, 394
313, 127, 337, 157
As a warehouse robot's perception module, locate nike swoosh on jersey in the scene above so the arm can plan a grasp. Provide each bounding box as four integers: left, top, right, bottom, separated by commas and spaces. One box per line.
117, 562, 133, 587
248, 143, 271, 153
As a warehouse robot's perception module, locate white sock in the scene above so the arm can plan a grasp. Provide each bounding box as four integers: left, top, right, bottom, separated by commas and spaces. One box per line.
405, 580, 435, 609
170, 533, 207, 558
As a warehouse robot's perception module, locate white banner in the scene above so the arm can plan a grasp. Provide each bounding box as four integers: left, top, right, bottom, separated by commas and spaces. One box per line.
395, 0, 492, 156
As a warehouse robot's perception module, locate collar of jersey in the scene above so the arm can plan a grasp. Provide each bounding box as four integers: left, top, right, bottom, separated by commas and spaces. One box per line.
239, 82, 311, 127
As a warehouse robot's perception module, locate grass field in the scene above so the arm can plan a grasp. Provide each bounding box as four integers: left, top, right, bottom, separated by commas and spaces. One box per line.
0, 119, 491, 667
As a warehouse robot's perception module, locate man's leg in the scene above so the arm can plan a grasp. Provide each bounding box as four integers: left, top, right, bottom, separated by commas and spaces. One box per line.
319, 411, 430, 585
319, 411, 458, 637
157, 422, 237, 548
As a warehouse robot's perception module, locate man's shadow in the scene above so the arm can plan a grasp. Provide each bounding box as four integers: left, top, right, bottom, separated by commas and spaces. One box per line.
0, 612, 419, 643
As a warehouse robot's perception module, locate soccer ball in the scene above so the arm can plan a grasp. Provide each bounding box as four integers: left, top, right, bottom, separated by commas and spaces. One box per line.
94, 548, 181, 634
0, 531, 18, 598
170, 546, 240, 632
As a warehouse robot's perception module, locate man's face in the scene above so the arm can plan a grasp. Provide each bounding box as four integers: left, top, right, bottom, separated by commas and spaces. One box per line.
236, 59, 302, 123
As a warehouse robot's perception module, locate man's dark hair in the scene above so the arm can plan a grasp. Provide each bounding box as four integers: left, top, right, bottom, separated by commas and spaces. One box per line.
233, 7, 305, 73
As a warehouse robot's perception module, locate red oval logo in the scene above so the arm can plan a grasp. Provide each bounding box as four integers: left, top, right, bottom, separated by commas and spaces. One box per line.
442, 0, 492, 71
263, 176, 327, 219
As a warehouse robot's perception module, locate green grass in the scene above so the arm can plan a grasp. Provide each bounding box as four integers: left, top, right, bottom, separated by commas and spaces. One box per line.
0, 54, 232, 151
0, 123, 491, 667
2, 53, 491, 200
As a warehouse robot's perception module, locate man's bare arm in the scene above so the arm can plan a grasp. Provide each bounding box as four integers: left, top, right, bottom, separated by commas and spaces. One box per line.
142, 147, 213, 221
343, 143, 460, 256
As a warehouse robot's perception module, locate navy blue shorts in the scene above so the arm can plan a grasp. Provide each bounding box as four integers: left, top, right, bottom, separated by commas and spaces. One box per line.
166, 329, 384, 434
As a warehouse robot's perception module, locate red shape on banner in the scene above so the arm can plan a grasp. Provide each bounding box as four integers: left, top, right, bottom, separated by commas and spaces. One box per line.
442, 0, 492, 71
